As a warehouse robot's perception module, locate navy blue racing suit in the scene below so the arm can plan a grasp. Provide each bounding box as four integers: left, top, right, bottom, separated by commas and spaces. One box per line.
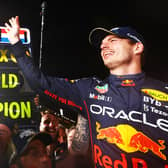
11, 41, 168, 168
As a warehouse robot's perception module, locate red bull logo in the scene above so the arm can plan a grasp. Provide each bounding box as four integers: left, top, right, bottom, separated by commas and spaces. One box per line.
96, 122, 124, 144
94, 145, 149, 168
129, 132, 166, 160
121, 79, 135, 86
96, 122, 166, 160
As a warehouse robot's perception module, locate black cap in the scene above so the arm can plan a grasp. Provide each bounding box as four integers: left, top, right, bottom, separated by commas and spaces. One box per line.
0, 118, 15, 131
10, 132, 52, 164
89, 26, 144, 48
20, 132, 53, 155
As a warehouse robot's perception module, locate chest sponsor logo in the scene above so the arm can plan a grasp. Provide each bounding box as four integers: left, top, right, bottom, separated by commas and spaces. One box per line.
142, 89, 168, 102
90, 104, 168, 133
89, 93, 112, 102
94, 145, 152, 168
121, 79, 135, 86
96, 122, 166, 160
95, 84, 108, 94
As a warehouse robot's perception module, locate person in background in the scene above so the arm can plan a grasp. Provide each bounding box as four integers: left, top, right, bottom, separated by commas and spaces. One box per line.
39, 109, 59, 142
9, 132, 52, 168
0, 119, 16, 168
54, 124, 68, 161
66, 125, 76, 152
35, 95, 92, 167
35, 94, 90, 157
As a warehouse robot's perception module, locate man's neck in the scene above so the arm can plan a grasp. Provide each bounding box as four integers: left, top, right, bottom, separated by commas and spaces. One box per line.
109, 64, 142, 76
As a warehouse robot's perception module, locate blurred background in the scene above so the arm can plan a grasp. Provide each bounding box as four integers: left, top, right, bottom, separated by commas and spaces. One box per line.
1, 0, 168, 81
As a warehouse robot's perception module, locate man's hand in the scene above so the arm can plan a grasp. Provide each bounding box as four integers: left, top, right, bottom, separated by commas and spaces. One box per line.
34, 94, 40, 106
5, 16, 20, 45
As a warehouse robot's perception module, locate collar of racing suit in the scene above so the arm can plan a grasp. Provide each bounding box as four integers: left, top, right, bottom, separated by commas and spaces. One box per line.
107, 72, 145, 87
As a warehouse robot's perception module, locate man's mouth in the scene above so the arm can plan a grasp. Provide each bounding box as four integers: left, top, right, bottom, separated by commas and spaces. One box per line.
103, 51, 114, 59
46, 128, 56, 133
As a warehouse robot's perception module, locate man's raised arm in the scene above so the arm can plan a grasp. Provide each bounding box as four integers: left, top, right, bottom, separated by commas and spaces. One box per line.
3, 16, 85, 116
5, 16, 20, 45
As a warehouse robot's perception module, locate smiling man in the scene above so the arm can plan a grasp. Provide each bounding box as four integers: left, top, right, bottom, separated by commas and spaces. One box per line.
39, 110, 59, 141
5, 16, 168, 168
89, 26, 144, 75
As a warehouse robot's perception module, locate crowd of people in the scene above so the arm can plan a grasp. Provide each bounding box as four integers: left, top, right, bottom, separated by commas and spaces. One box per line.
0, 94, 92, 168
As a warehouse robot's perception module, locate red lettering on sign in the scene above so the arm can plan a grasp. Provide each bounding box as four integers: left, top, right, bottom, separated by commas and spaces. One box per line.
44, 89, 82, 111
68, 100, 82, 110
51, 94, 57, 100
58, 97, 66, 104
44, 89, 49, 95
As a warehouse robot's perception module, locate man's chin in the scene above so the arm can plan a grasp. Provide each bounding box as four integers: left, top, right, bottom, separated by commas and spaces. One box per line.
104, 62, 113, 69
104, 60, 120, 70
49, 132, 57, 140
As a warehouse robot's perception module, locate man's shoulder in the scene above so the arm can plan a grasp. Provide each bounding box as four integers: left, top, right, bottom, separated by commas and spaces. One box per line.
68, 76, 104, 85
143, 76, 168, 91
145, 76, 167, 85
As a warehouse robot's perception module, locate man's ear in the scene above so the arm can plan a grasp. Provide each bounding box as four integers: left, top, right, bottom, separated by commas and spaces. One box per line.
40, 111, 44, 116
134, 42, 144, 55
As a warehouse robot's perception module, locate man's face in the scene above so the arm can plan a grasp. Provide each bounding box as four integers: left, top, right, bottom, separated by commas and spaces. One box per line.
57, 127, 67, 144
100, 35, 135, 71
39, 113, 59, 140
0, 124, 11, 157
67, 128, 75, 150
20, 139, 52, 168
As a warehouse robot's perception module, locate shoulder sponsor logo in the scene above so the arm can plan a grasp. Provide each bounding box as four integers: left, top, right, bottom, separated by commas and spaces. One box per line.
95, 84, 108, 94
141, 89, 168, 101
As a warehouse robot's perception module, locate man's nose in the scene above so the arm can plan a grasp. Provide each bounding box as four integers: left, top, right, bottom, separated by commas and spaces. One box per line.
40, 154, 52, 167
49, 121, 55, 127
100, 41, 109, 49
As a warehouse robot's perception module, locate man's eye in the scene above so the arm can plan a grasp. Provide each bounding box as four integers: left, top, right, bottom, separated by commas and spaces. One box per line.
30, 150, 37, 156
44, 119, 50, 124
110, 39, 116, 42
